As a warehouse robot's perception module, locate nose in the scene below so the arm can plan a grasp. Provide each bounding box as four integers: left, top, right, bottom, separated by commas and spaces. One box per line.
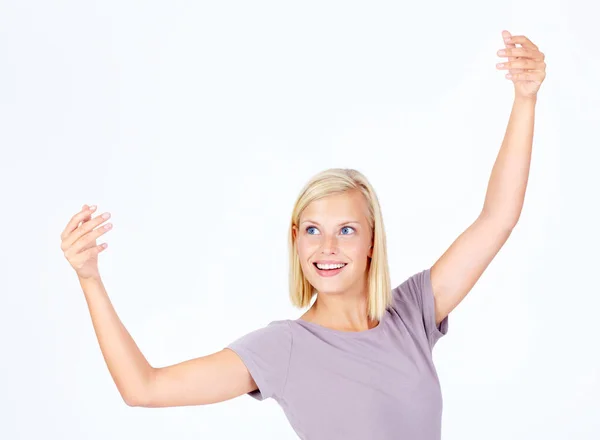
320, 234, 339, 255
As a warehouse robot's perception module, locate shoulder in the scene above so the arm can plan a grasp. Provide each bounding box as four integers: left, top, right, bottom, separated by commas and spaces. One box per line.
227, 319, 293, 354
392, 268, 430, 310
225, 319, 293, 401
390, 267, 449, 349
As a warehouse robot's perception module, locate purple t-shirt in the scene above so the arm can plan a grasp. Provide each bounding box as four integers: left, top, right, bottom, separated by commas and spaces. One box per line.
226, 267, 449, 440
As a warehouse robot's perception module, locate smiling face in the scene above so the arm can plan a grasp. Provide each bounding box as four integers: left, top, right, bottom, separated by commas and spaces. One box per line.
292, 189, 374, 296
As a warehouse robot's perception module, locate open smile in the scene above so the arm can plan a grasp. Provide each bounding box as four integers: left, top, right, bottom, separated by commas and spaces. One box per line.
313, 262, 347, 277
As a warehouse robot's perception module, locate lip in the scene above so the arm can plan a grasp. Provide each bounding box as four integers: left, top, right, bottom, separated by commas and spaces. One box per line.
313, 260, 347, 264
313, 261, 348, 277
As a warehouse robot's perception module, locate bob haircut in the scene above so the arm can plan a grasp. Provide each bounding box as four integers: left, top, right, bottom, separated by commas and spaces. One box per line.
288, 168, 392, 322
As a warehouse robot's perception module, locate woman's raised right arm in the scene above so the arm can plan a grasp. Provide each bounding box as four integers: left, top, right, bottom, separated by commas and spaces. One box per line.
79, 276, 258, 407
64, 205, 257, 407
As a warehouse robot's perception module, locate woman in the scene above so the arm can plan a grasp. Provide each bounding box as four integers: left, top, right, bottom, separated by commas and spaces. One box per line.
60, 30, 546, 440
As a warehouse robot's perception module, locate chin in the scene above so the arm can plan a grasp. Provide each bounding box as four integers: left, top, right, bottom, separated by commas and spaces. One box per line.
314, 286, 346, 296
310, 278, 353, 295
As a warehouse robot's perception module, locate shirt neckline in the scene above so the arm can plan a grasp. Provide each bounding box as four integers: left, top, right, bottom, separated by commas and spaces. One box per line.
291, 309, 388, 337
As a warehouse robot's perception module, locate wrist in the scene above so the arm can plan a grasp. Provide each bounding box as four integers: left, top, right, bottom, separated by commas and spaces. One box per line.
78, 274, 103, 286
514, 94, 537, 105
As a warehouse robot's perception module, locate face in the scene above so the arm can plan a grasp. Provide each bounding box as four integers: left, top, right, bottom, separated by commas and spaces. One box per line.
292, 190, 374, 295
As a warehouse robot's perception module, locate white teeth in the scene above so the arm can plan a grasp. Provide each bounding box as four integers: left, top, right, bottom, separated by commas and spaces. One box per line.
315, 263, 346, 270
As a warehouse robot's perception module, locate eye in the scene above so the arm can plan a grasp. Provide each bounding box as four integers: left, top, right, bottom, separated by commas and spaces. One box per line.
306, 226, 318, 235
305, 226, 355, 235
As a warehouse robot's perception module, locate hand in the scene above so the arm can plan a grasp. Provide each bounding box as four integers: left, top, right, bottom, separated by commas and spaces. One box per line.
496, 30, 546, 99
60, 204, 112, 280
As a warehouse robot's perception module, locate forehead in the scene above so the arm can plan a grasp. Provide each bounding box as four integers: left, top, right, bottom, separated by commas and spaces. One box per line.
301, 190, 368, 223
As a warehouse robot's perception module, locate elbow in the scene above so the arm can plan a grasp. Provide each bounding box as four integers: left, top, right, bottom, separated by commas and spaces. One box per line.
123, 392, 146, 407
122, 372, 155, 407
479, 211, 518, 232
123, 366, 156, 407
124, 397, 138, 407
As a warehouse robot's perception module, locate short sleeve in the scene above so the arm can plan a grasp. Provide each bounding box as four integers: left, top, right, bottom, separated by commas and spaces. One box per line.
392, 267, 449, 350
225, 320, 293, 401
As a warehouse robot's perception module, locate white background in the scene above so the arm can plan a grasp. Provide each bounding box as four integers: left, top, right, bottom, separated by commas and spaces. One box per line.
1, 1, 599, 439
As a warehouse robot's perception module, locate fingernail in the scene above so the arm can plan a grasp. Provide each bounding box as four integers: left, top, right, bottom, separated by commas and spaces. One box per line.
89, 205, 97, 211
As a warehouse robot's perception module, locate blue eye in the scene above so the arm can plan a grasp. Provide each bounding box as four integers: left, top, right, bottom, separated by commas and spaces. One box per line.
305, 226, 355, 235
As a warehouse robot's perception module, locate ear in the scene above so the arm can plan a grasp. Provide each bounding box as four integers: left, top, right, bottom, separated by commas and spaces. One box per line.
368, 244, 373, 258
292, 225, 297, 241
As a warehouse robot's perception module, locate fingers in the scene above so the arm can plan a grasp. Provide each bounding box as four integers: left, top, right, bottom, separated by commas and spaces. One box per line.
503, 30, 523, 75
60, 205, 95, 240
497, 31, 545, 76
504, 71, 546, 82
498, 47, 544, 61
506, 35, 539, 50
79, 242, 108, 261
497, 58, 543, 71
67, 220, 112, 256
60, 205, 112, 253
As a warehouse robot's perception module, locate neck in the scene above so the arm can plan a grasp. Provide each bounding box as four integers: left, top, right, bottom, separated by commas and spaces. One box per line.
303, 279, 376, 331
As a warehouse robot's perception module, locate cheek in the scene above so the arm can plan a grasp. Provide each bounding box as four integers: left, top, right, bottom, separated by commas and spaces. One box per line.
295, 239, 312, 261
347, 241, 370, 256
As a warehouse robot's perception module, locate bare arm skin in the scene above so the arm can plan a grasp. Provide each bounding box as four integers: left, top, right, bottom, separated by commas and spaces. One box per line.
431, 35, 544, 326
79, 275, 257, 407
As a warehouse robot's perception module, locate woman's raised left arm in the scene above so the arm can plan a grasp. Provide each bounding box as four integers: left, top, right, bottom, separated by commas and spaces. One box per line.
430, 30, 547, 326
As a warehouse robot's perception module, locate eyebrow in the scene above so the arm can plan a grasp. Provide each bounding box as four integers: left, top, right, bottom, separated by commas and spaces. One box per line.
300, 219, 361, 226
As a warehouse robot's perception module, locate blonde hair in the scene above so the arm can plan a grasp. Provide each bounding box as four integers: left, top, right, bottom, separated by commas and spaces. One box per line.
288, 168, 392, 321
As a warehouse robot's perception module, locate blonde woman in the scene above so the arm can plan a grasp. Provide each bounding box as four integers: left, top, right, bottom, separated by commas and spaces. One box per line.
60, 30, 546, 440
